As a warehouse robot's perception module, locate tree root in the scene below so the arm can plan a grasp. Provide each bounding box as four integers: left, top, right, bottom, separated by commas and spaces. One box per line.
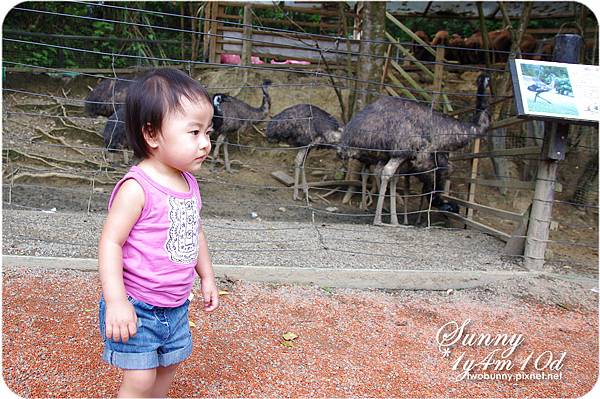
9, 171, 113, 185
33, 127, 85, 155
57, 116, 103, 139
5, 148, 108, 169
4, 148, 69, 170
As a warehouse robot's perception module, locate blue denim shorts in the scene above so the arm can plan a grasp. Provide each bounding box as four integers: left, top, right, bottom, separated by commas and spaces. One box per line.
99, 295, 192, 370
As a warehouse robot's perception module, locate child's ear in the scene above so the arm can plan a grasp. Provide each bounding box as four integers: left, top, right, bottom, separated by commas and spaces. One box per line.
142, 123, 159, 149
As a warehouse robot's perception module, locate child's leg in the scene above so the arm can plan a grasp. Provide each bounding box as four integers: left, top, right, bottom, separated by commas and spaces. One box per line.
150, 364, 179, 398
118, 368, 157, 398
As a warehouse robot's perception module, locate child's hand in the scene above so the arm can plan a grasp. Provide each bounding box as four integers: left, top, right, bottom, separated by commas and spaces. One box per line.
105, 298, 138, 343
201, 278, 219, 312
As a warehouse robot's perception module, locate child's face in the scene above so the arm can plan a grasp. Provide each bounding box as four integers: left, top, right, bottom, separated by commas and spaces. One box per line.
147, 96, 213, 173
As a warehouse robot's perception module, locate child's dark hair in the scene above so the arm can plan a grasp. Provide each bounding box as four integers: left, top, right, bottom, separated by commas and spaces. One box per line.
125, 68, 212, 159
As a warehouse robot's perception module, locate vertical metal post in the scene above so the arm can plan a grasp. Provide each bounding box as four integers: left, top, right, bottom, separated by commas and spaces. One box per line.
524, 34, 583, 270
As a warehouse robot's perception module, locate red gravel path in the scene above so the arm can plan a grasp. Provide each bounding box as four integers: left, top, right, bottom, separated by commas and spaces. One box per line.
2, 267, 598, 398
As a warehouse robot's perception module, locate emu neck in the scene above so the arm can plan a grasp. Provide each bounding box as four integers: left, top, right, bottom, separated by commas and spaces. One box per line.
471, 80, 489, 132
260, 88, 271, 116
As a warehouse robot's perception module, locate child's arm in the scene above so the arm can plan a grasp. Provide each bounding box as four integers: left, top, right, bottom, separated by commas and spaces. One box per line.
98, 179, 145, 342
196, 229, 219, 312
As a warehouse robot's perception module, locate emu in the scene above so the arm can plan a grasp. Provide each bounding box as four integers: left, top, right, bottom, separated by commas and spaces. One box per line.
84, 78, 130, 117
212, 80, 272, 171
341, 73, 490, 225
266, 104, 343, 200
102, 106, 130, 164
103, 106, 127, 151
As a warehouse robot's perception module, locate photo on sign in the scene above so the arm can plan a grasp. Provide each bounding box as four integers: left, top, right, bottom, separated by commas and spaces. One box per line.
520, 64, 578, 116
510, 59, 600, 123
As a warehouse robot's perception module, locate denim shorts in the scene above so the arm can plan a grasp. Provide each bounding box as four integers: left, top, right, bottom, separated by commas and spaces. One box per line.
99, 295, 192, 370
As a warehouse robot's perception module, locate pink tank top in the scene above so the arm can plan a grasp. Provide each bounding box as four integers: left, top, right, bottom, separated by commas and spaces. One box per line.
108, 166, 202, 307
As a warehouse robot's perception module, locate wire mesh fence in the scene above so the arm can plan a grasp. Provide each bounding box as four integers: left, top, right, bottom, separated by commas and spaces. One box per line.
2, 2, 598, 272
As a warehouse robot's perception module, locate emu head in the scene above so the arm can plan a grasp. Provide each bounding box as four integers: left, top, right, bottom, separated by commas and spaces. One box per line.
336, 141, 355, 161
435, 200, 460, 213
477, 73, 490, 92
323, 127, 344, 146
212, 94, 224, 132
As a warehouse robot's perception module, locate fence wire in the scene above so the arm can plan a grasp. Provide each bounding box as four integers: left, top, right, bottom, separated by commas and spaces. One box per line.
3, 3, 598, 272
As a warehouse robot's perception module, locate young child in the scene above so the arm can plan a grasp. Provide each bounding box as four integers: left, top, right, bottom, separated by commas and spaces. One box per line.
98, 68, 219, 398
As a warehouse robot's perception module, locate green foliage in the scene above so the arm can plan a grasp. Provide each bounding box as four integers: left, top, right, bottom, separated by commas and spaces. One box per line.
554, 77, 573, 95
92, 21, 114, 37
521, 64, 569, 81
3, 2, 596, 69
3, 1, 187, 69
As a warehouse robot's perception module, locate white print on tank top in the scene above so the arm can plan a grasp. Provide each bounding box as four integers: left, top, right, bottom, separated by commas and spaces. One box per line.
165, 196, 200, 264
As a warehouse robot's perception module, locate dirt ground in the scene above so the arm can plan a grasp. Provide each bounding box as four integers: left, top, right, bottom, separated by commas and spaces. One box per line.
2, 266, 598, 398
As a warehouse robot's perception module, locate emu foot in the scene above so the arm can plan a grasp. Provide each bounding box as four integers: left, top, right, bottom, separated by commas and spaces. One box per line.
293, 193, 314, 202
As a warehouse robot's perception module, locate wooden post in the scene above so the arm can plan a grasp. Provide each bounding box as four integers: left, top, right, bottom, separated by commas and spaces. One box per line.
523, 124, 561, 270
209, 2, 219, 63
523, 34, 582, 270
202, 2, 211, 61
476, 2, 492, 66
241, 4, 253, 66
380, 44, 392, 92
466, 138, 481, 220
181, 3, 186, 60
431, 45, 445, 112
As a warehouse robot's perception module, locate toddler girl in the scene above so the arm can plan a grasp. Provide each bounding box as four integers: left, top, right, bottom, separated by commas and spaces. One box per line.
98, 68, 219, 397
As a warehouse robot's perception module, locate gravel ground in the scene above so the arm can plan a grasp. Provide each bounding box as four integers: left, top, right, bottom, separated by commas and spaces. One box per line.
2, 266, 598, 398
3, 209, 518, 271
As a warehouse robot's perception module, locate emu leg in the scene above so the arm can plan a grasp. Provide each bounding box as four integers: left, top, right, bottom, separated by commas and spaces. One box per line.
403, 176, 410, 225
389, 175, 399, 225
213, 134, 225, 161
301, 147, 311, 201
416, 191, 425, 225
374, 158, 403, 225
342, 159, 362, 205
293, 147, 310, 201
373, 162, 383, 193
223, 142, 231, 172
360, 165, 368, 210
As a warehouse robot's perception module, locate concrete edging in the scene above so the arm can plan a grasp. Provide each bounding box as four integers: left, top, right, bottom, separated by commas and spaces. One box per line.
2, 254, 545, 290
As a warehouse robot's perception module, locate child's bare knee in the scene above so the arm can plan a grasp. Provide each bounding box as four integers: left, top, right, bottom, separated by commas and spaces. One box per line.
122, 369, 156, 394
